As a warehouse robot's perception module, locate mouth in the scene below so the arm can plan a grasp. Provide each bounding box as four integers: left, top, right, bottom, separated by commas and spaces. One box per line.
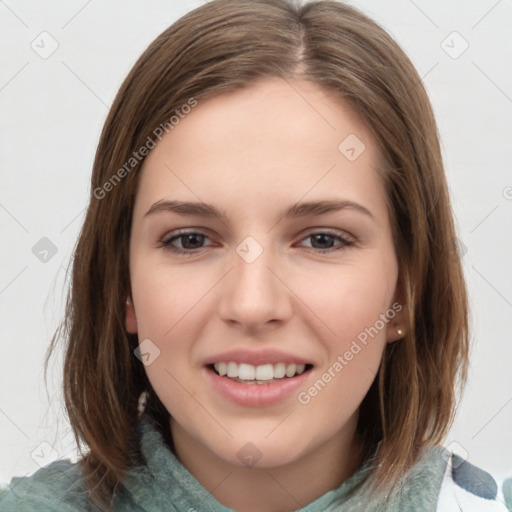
203, 351, 316, 407
207, 362, 314, 384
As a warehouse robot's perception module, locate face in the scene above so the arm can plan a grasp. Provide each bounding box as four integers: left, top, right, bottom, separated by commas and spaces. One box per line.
126, 77, 405, 469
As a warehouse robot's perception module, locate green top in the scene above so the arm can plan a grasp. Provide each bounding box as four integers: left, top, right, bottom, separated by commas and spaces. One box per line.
0, 415, 487, 511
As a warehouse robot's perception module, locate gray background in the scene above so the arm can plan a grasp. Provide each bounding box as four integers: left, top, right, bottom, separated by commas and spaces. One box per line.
1, 0, 511, 493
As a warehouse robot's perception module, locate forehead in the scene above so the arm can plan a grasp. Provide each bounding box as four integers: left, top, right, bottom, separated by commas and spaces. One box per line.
134, 77, 387, 222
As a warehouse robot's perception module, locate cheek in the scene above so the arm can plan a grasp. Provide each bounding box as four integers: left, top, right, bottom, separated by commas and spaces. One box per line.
295, 257, 397, 343
131, 262, 205, 340
130, 266, 209, 413
290, 258, 397, 404
129, 262, 218, 402
292, 268, 392, 426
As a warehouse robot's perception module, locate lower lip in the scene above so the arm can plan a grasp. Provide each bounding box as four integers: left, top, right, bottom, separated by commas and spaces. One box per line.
204, 366, 312, 407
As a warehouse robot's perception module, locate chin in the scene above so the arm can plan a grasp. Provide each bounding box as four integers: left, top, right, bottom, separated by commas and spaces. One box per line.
216, 434, 310, 469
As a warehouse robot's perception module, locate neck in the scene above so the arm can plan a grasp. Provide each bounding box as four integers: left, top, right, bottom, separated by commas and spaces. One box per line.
169, 416, 365, 512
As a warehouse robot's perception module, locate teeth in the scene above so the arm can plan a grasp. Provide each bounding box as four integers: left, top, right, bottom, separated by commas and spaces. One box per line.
212, 362, 307, 381
216, 362, 227, 376
274, 362, 286, 378
285, 363, 297, 377
238, 363, 255, 380
255, 364, 273, 380
227, 362, 238, 378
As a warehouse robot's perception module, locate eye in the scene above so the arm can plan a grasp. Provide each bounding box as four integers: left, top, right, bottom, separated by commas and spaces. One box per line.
297, 231, 355, 253
159, 230, 213, 255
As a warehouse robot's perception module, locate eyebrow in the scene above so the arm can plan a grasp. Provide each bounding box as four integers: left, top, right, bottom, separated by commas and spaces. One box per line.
144, 199, 374, 222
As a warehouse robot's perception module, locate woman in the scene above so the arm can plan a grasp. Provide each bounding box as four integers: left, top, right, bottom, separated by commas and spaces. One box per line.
1, 1, 509, 510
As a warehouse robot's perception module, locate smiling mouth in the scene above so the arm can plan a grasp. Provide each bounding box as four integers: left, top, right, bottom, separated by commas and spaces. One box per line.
208, 362, 314, 384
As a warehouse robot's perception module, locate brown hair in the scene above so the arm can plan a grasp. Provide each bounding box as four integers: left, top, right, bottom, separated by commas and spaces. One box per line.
47, 0, 469, 508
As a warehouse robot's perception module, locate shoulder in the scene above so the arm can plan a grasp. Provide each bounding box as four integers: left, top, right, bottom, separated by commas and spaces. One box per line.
436, 450, 510, 511
0, 459, 92, 511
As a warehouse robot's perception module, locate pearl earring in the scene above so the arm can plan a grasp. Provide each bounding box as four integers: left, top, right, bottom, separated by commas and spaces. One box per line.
126, 297, 132, 305
397, 329, 403, 336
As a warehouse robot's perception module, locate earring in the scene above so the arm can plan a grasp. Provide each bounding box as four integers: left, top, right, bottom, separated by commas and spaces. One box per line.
126, 297, 132, 305
397, 329, 403, 336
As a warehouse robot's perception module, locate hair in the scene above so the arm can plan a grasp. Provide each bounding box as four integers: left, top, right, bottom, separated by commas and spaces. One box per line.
46, 0, 469, 509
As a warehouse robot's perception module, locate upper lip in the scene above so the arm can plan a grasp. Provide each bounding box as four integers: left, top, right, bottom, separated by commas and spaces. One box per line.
204, 349, 313, 367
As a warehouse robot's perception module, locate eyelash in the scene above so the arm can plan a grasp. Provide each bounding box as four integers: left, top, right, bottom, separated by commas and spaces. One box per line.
159, 229, 356, 256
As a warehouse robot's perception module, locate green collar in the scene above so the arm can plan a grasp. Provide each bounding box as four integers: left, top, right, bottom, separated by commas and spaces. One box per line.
119, 415, 446, 512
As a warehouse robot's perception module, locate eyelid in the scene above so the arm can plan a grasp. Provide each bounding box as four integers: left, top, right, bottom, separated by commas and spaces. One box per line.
300, 227, 355, 241
160, 227, 354, 243
160, 228, 216, 248
295, 229, 356, 251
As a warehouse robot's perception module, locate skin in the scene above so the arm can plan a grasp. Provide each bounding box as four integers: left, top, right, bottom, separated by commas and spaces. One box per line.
126, 77, 407, 512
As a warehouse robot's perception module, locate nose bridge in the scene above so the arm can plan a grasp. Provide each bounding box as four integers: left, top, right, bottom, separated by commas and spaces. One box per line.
218, 234, 291, 328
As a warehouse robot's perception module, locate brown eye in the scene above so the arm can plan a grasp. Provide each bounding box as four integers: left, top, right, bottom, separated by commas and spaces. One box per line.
160, 231, 212, 255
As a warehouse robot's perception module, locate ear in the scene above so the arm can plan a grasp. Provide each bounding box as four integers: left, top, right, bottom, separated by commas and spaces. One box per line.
125, 296, 138, 333
385, 277, 408, 343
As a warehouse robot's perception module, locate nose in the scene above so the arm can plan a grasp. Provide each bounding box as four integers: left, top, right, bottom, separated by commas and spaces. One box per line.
217, 240, 293, 333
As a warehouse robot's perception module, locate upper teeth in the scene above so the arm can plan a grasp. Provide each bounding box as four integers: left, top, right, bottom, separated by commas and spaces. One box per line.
213, 362, 306, 380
